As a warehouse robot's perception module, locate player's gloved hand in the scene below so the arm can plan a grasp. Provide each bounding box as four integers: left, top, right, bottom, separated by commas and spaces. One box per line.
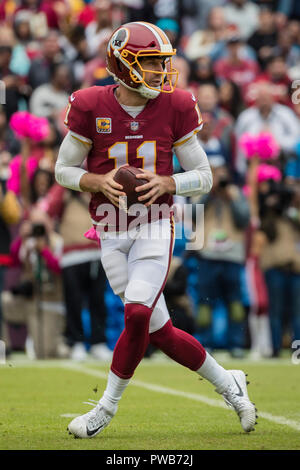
135, 170, 176, 207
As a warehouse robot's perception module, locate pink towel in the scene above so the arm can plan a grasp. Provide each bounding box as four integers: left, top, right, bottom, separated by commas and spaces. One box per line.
84, 227, 101, 246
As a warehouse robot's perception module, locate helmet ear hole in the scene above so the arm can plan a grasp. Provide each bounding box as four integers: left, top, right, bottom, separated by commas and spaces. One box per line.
116, 58, 123, 73
150, 41, 156, 47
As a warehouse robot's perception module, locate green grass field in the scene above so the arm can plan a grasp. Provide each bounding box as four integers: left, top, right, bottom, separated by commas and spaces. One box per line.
1, 353, 300, 451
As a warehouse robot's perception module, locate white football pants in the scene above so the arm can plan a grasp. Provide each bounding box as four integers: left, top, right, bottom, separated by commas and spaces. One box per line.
99, 218, 174, 333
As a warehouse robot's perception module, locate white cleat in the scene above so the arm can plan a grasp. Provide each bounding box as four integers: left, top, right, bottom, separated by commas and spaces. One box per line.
68, 402, 116, 439
217, 370, 257, 433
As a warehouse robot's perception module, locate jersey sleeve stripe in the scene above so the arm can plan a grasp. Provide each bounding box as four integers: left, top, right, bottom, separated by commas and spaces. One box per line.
172, 124, 203, 148
70, 131, 92, 146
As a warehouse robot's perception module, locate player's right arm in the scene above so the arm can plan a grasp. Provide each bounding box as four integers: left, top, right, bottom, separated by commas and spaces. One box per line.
55, 132, 125, 207
55, 91, 125, 207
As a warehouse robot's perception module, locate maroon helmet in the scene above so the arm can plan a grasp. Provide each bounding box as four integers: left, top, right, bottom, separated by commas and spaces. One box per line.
106, 21, 178, 99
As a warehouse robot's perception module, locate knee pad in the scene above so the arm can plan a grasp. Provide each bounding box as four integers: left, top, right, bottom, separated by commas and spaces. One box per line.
125, 280, 154, 306
149, 294, 170, 334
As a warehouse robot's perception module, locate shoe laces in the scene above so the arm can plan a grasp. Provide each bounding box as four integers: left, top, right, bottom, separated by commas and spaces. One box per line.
82, 399, 112, 429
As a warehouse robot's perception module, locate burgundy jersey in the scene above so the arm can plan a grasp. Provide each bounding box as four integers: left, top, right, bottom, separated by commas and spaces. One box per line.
64, 84, 202, 228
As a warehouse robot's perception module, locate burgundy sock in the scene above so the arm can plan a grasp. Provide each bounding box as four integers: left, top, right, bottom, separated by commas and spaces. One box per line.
111, 303, 152, 379
150, 319, 206, 371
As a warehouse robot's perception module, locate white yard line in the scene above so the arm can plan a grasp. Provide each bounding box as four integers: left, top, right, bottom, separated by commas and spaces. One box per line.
59, 362, 300, 432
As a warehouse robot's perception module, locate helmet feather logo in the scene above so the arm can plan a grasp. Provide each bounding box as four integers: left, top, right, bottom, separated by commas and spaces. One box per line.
111, 28, 129, 50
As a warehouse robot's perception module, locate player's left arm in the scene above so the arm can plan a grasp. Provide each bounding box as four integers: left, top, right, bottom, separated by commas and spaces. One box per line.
136, 91, 212, 205
135, 136, 212, 205
170, 92, 213, 197
171, 133, 213, 197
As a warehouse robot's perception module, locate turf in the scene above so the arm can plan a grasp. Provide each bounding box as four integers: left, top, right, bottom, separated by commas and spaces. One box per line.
1, 354, 299, 450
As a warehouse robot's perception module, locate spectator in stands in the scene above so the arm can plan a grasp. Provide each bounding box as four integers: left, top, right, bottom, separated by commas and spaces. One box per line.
6, 12, 32, 79
76, 0, 97, 28
262, 55, 292, 106
245, 54, 293, 108
197, 112, 228, 167
235, 81, 300, 176
29, 62, 71, 119
62, 24, 91, 89
184, 6, 229, 62
4, 208, 65, 359
285, 140, 300, 181
247, 7, 278, 69
27, 29, 64, 90
218, 79, 244, 120
244, 156, 275, 360
0, 107, 20, 157
172, 55, 191, 91
186, 0, 227, 32
0, 0, 16, 23
82, 28, 112, 88
0, 150, 21, 340
197, 83, 234, 161
12, 10, 33, 48
272, 29, 300, 69
22, 165, 54, 212
14, 0, 69, 31
34, 119, 62, 173
189, 158, 250, 356
214, 34, 260, 102
258, 177, 300, 356
287, 19, 300, 45
224, 0, 260, 40
46, 184, 112, 361
7, 115, 58, 200
138, 0, 182, 26
0, 36, 21, 120
85, 0, 113, 57
190, 56, 218, 90
276, 0, 300, 24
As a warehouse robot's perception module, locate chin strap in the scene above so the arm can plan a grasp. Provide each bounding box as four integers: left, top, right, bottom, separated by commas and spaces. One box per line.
138, 84, 160, 99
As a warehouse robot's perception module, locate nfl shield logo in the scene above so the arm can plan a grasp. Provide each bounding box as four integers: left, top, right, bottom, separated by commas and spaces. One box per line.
130, 121, 139, 132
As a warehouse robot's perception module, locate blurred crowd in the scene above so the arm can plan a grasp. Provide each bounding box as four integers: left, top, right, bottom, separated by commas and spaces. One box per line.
0, 0, 300, 361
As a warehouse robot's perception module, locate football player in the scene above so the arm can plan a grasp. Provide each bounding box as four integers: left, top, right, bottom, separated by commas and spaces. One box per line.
55, 21, 257, 438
